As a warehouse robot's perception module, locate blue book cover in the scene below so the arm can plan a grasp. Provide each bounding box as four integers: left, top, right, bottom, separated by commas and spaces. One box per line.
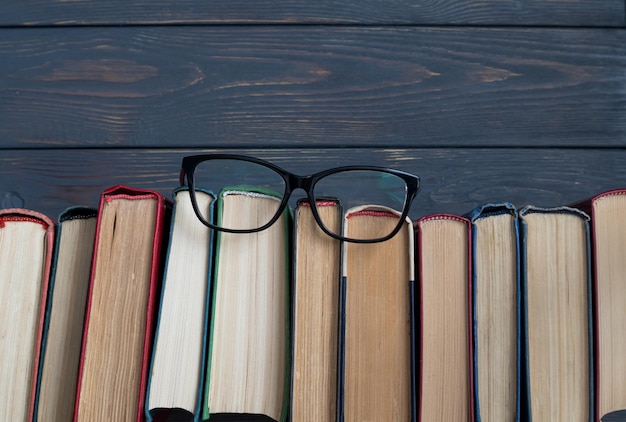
519, 205, 593, 422
467, 203, 520, 422
33, 206, 96, 422
145, 186, 215, 422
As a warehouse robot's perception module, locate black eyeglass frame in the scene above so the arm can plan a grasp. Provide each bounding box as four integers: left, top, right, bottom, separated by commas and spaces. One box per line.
180, 154, 420, 243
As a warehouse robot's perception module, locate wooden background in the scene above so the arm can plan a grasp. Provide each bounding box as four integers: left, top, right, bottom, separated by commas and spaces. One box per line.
0, 1, 625, 221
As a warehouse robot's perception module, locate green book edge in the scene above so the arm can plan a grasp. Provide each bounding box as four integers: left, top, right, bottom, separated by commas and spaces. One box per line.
203, 185, 292, 422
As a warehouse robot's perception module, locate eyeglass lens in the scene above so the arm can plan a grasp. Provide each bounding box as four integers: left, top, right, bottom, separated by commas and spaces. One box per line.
312, 170, 408, 239
192, 158, 286, 230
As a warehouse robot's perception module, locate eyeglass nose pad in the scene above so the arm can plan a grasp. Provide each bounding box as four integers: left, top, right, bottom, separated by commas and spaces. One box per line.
288, 173, 313, 193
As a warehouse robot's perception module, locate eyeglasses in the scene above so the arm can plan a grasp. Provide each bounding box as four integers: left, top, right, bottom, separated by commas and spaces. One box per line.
180, 154, 420, 243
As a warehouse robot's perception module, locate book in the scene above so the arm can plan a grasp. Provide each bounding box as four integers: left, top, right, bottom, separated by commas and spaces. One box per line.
467, 203, 520, 422
146, 187, 214, 422
519, 205, 593, 421
203, 186, 291, 421
74, 185, 170, 422
34, 206, 98, 422
290, 199, 342, 422
415, 213, 473, 422
575, 189, 626, 421
341, 205, 415, 421
0, 208, 55, 422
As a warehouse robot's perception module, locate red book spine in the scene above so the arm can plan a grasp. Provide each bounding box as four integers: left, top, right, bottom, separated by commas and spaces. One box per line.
415, 213, 474, 422
73, 185, 169, 422
0, 208, 55, 422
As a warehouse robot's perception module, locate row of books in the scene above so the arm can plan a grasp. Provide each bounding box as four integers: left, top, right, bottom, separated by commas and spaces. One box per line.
1, 183, 626, 421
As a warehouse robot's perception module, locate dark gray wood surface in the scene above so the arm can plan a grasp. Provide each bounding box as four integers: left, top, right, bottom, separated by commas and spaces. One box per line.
1, 1, 625, 221
1, 27, 625, 149
2, 148, 626, 221
3, 0, 624, 26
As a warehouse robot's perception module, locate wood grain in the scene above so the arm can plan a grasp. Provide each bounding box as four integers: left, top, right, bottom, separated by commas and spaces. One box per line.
0, 26, 624, 149
2, 0, 624, 27
1, 148, 626, 221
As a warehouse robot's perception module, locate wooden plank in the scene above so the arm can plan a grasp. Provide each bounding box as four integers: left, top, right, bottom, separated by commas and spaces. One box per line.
1, 0, 624, 27
1, 148, 625, 221
0, 27, 625, 149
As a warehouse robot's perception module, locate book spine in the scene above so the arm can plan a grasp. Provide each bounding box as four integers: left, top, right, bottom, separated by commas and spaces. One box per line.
0, 208, 55, 422
72, 185, 170, 422
467, 203, 520, 422
519, 205, 593, 422
415, 214, 474, 422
